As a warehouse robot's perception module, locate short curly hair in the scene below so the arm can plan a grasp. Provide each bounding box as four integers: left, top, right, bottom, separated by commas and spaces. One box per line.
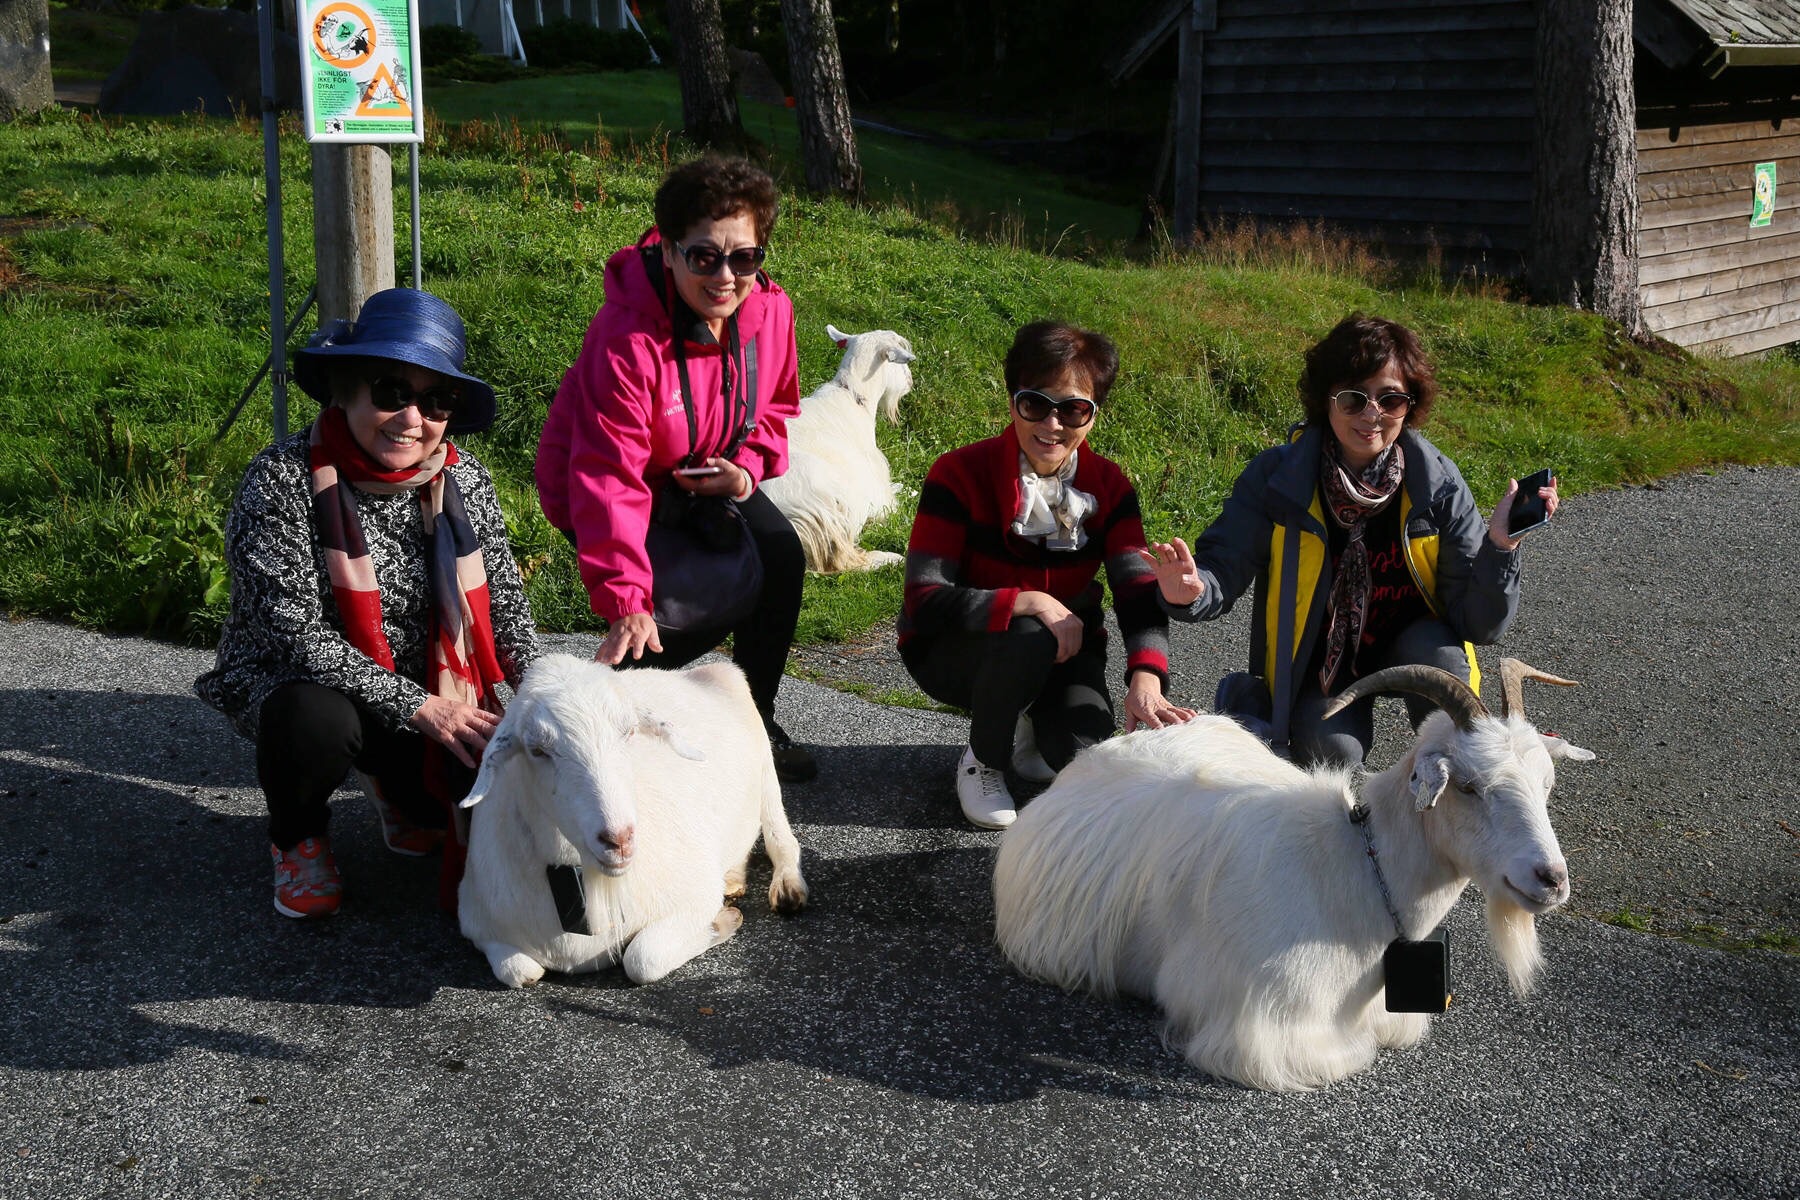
1298, 314, 1437, 427
654, 155, 780, 247
1004, 321, 1121, 405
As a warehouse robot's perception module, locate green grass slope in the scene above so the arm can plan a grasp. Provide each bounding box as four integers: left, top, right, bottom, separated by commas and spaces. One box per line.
1, 108, 1795, 646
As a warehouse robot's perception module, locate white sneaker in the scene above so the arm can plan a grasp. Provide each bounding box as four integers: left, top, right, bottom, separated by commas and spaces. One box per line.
1010, 714, 1057, 784
956, 746, 1016, 829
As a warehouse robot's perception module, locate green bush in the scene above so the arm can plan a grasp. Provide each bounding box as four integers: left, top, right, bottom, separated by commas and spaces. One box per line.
420, 22, 483, 65
519, 19, 653, 71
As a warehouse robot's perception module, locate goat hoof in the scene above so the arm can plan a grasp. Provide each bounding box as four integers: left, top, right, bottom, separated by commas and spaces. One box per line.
768, 872, 809, 915
723, 864, 748, 900
710, 905, 744, 944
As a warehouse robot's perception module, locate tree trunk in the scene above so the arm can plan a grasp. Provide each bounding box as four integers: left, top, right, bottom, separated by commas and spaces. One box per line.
780, 0, 863, 197
1528, 0, 1643, 335
665, 0, 746, 150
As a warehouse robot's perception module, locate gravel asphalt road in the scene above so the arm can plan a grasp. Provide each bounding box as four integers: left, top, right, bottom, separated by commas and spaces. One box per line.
0, 466, 1794, 1198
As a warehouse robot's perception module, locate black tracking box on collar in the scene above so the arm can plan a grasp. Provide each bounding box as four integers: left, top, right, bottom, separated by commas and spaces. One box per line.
545, 864, 591, 936
1384, 926, 1451, 1013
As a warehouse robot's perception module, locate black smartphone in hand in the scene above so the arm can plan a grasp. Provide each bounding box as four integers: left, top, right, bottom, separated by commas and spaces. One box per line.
1507, 468, 1554, 538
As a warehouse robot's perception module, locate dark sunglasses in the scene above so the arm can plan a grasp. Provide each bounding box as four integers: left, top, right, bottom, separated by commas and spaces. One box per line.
1013, 388, 1097, 428
674, 240, 768, 278
1330, 388, 1413, 419
369, 376, 462, 422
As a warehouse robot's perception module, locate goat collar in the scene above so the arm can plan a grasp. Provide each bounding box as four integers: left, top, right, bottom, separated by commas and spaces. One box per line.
1349, 802, 1408, 940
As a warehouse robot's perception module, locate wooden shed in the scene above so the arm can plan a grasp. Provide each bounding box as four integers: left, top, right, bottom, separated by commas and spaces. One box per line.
1113, 0, 1800, 355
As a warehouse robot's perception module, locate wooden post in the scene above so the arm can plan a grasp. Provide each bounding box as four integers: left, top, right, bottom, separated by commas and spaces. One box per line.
1171, 0, 1215, 247
311, 143, 395, 324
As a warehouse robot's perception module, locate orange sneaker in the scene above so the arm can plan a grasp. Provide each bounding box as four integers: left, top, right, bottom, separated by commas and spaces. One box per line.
355, 771, 446, 857
271, 836, 342, 919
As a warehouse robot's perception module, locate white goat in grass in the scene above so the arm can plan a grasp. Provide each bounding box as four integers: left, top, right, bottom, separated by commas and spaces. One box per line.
457, 654, 807, 988
993, 660, 1595, 1092
761, 324, 915, 573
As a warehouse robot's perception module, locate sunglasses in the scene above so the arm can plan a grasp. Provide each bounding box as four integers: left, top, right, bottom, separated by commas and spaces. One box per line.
1013, 389, 1097, 428
369, 376, 462, 422
1330, 388, 1413, 419
673, 240, 768, 278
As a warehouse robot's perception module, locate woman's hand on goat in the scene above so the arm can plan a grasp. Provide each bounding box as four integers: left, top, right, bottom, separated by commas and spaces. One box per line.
1124, 671, 1198, 732
1486, 475, 1560, 552
1013, 590, 1083, 662
410, 695, 501, 768
673, 456, 751, 500
1140, 538, 1205, 607
596, 612, 662, 666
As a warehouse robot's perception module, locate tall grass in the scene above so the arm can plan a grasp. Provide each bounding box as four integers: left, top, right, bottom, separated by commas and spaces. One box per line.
1, 107, 1796, 647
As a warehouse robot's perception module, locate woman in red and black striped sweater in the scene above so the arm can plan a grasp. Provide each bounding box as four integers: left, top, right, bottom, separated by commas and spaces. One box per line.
899, 322, 1196, 830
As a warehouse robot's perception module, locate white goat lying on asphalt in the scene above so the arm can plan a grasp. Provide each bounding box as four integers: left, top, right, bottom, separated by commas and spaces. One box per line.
761, 324, 915, 573
993, 660, 1595, 1091
457, 654, 808, 988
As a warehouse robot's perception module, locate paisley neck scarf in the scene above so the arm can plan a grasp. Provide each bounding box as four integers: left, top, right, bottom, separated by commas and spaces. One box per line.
1317, 436, 1406, 693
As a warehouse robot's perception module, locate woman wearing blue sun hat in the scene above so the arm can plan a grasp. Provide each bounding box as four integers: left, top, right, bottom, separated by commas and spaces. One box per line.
197, 288, 540, 920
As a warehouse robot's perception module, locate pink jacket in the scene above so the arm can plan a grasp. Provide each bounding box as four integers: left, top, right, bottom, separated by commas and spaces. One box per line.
536, 233, 801, 621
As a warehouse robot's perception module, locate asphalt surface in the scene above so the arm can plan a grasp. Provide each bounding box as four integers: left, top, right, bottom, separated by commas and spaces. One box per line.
1, 466, 1796, 1198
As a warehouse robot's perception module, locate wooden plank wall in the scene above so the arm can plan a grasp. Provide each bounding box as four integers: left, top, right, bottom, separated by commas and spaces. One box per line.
1198, 0, 1536, 262
1637, 119, 1800, 356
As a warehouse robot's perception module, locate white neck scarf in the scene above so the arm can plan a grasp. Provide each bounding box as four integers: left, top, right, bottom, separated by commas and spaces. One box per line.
1012, 450, 1095, 552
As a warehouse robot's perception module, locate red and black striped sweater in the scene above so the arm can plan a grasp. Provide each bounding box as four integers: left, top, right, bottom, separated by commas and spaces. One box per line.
899, 429, 1171, 686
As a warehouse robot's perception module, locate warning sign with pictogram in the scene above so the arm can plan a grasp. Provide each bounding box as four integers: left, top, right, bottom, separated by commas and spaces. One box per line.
299, 0, 422, 143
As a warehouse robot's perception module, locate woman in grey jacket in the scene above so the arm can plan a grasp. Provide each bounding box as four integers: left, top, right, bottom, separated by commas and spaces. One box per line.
1145, 314, 1557, 766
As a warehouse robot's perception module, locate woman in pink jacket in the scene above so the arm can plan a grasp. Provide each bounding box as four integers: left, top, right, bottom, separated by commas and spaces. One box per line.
536, 156, 815, 781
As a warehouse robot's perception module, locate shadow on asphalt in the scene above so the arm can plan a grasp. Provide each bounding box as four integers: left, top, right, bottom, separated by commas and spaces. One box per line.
0, 695, 1214, 1102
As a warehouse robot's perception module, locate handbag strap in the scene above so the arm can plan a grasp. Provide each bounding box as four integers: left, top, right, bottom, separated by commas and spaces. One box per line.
645, 240, 759, 469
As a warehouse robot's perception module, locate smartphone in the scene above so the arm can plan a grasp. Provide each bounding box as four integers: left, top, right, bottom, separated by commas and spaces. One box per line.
673, 465, 723, 476
1507, 468, 1554, 538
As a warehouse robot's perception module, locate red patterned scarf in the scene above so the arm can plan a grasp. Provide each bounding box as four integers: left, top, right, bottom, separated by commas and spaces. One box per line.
308, 405, 505, 904
1318, 437, 1406, 693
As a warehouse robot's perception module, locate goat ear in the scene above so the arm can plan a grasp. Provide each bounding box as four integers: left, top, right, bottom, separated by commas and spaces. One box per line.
636, 709, 706, 762
1542, 733, 1597, 762
460, 731, 518, 808
826, 323, 850, 349
1409, 753, 1451, 810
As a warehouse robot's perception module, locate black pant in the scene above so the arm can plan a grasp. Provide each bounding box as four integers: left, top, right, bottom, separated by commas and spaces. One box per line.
902, 616, 1115, 772
257, 681, 463, 850
581, 488, 805, 725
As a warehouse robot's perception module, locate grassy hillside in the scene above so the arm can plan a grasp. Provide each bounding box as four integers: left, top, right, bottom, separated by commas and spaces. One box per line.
426, 72, 1143, 246
1, 107, 1796, 647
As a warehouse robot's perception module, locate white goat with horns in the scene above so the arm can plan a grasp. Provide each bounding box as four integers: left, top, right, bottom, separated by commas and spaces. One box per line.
761, 324, 915, 573
457, 654, 808, 988
993, 659, 1595, 1092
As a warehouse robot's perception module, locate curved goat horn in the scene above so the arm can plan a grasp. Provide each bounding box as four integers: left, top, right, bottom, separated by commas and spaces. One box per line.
1496, 658, 1580, 720
1321, 664, 1488, 731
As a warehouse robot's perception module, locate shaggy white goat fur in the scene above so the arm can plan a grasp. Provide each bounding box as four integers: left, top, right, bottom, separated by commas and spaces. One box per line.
993, 705, 1593, 1091
760, 324, 915, 573
457, 654, 807, 988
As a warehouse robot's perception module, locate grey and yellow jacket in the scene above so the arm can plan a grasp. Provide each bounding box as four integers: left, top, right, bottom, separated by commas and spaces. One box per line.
1167, 424, 1519, 745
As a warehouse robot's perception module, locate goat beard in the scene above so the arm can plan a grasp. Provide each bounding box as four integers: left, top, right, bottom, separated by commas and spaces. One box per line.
1485, 895, 1544, 997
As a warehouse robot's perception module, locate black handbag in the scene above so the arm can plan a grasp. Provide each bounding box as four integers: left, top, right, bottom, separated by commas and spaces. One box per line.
646, 486, 763, 632
643, 268, 765, 633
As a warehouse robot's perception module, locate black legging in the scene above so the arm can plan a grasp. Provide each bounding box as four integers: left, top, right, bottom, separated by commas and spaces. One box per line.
574, 488, 804, 723
901, 616, 1115, 772
257, 681, 465, 850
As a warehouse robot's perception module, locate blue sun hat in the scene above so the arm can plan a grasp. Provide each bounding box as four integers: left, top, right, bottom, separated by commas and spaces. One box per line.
292, 288, 497, 435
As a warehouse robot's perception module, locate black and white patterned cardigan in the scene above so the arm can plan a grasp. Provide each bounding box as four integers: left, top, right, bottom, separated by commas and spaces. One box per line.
195, 430, 541, 741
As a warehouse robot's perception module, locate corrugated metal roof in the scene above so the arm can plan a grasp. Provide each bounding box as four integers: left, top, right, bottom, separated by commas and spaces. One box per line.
1665, 0, 1800, 48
